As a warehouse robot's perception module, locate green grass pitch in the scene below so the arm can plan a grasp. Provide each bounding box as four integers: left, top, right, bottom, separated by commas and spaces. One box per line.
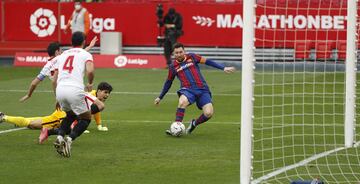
1, 66, 359, 184
0, 67, 241, 184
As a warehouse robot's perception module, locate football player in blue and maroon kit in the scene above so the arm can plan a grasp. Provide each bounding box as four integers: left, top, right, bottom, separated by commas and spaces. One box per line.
154, 43, 235, 135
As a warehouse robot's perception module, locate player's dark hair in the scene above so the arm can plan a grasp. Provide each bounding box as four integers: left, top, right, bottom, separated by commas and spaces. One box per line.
97, 82, 113, 93
172, 42, 184, 52
47, 42, 60, 57
72, 31, 85, 47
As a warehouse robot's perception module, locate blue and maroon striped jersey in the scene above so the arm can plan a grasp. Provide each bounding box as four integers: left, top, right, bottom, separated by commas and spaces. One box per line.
167, 53, 208, 89
158, 53, 225, 99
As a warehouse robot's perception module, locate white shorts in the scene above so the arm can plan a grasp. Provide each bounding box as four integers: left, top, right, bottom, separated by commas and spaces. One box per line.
56, 86, 90, 115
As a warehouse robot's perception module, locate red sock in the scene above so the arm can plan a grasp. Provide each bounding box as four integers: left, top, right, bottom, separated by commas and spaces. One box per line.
195, 114, 210, 126
175, 108, 185, 122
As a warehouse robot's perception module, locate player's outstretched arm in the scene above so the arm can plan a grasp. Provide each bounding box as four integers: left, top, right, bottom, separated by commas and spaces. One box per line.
155, 67, 175, 105
204, 59, 225, 70
85, 36, 98, 52
85, 61, 95, 92
52, 70, 58, 95
19, 77, 41, 102
156, 79, 173, 106
203, 58, 236, 73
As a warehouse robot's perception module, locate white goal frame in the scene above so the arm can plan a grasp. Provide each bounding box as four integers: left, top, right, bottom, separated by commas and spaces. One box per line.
240, 0, 358, 183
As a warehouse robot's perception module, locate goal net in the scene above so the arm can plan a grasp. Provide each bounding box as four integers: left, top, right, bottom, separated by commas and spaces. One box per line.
241, 0, 360, 183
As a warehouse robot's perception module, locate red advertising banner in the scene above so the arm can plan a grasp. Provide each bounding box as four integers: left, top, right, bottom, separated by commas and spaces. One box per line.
2, 2, 351, 47
14, 52, 49, 67
3, 2, 159, 45
4, 2, 60, 41
14, 52, 167, 69
0, 1, 3, 41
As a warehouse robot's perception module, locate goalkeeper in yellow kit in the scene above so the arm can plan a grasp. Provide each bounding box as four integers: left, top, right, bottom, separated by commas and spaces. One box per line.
0, 82, 113, 143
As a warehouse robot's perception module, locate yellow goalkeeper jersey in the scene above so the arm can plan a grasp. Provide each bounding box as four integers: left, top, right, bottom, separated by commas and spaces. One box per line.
90, 90, 102, 126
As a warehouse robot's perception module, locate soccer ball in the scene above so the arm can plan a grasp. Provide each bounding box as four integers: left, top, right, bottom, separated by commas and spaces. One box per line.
170, 121, 186, 137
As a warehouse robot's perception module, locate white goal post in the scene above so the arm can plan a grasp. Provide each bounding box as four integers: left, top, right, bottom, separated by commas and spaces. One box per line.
240, 0, 256, 183
344, 0, 357, 148
241, 0, 359, 183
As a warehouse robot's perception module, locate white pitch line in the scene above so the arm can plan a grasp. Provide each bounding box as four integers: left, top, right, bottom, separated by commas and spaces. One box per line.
0, 120, 239, 135
0, 127, 27, 134
0, 89, 241, 97
103, 119, 240, 125
251, 147, 346, 184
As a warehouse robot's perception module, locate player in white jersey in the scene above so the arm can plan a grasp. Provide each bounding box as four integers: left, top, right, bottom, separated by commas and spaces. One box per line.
53, 32, 95, 157
19, 37, 98, 102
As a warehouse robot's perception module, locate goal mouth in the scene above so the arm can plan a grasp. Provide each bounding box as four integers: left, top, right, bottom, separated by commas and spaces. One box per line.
241, 0, 360, 183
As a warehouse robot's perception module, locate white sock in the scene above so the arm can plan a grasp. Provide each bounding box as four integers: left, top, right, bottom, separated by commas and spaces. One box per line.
57, 135, 64, 141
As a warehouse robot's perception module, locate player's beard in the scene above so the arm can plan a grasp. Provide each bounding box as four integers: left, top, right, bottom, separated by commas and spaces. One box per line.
176, 55, 185, 62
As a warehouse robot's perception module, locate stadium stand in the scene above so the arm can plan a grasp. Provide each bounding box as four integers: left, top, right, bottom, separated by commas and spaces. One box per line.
294, 41, 312, 60
315, 41, 335, 60
336, 40, 347, 60
0, 0, 347, 63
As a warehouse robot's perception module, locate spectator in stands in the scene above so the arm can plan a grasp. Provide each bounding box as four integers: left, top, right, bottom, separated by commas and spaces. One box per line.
163, 8, 183, 66
64, 0, 91, 37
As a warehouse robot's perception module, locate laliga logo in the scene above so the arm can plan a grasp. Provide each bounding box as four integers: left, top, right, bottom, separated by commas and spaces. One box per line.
114, 56, 127, 68
114, 56, 149, 68
30, 8, 57, 37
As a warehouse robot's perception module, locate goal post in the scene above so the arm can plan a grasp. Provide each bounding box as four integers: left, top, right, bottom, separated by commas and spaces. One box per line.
240, 0, 256, 183
344, 0, 357, 148
240, 0, 360, 183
